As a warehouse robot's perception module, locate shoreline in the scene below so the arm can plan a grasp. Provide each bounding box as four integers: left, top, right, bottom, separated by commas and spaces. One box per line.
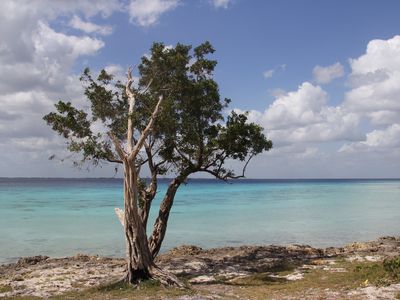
1, 236, 399, 299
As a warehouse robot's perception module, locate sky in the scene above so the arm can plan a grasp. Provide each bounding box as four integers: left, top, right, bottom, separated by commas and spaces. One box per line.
0, 0, 400, 178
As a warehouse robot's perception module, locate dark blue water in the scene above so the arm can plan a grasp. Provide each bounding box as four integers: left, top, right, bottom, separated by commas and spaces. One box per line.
0, 178, 399, 263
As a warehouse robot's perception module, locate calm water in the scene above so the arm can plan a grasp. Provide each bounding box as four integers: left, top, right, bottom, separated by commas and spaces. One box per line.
0, 178, 399, 263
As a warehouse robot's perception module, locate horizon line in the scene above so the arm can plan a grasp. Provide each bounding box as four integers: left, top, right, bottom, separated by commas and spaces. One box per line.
1, 177, 399, 180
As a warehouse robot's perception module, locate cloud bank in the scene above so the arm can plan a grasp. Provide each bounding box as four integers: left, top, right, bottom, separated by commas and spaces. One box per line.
239, 35, 400, 175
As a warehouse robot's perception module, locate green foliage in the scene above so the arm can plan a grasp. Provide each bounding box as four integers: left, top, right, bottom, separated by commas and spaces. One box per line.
43, 41, 272, 179
43, 101, 91, 139
80, 67, 129, 138
0, 284, 12, 293
219, 111, 272, 161
383, 256, 400, 280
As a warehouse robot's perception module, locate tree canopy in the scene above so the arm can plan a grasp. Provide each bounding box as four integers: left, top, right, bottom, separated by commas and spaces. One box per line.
44, 41, 272, 180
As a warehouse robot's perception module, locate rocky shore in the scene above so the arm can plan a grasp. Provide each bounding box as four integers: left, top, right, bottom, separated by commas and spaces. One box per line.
1, 236, 400, 299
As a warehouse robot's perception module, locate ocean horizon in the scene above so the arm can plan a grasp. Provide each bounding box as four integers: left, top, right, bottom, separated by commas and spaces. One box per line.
1, 177, 400, 264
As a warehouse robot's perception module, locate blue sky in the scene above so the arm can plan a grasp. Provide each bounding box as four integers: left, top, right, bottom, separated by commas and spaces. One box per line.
0, 0, 400, 178
72, 0, 400, 109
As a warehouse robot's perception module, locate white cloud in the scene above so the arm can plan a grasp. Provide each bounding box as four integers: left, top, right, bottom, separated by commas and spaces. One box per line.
128, 0, 180, 26
105, 64, 125, 78
0, 0, 182, 174
34, 21, 104, 60
268, 145, 320, 159
368, 110, 399, 126
262, 82, 328, 129
340, 123, 400, 153
248, 35, 400, 165
0, 21, 104, 96
0, 0, 111, 168
263, 64, 286, 79
211, 0, 232, 9
69, 15, 113, 35
344, 35, 400, 126
349, 36, 400, 74
237, 82, 361, 147
363, 123, 400, 148
263, 69, 274, 79
313, 62, 344, 84
0, 1, 121, 21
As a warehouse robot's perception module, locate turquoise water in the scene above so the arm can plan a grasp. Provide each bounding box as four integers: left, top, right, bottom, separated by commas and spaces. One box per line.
0, 178, 399, 263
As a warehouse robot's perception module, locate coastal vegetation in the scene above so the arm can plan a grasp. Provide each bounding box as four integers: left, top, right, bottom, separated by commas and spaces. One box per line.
43, 42, 272, 285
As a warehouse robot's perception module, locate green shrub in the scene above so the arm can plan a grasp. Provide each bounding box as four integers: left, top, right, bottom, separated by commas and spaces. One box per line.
383, 256, 400, 280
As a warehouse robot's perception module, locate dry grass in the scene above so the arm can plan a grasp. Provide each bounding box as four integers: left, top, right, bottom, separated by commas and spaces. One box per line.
3, 258, 399, 300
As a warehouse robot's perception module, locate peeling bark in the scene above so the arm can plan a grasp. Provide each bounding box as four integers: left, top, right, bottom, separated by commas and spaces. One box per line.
122, 163, 152, 283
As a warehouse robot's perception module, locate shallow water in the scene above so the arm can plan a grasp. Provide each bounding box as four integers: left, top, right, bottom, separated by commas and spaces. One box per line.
0, 178, 399, 263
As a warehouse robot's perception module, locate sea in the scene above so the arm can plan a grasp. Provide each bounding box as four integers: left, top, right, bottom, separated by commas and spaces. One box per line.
0, 178, 399, 264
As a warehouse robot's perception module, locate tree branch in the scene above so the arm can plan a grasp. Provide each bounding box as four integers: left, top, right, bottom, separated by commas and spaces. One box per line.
137, 143, 158, 226
203, 150, 226, 169
149, 170, 191, 258
143, 142, 158, 197
230, 153, 254, 179
138, 78, 154, 95
125, 66, 135, 99
197, 168, 229, 181
175, 147, 195, 167
129, 95, 164, 161
199, 153, 255, 181
107, 132, 126, 160
126, 67, 136, 153
105, 156, 123, 164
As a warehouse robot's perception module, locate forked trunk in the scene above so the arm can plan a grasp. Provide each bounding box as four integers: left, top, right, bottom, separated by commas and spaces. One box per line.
123, 162, 153, 283
107, 70, 181, 286
122, 163, 184, 287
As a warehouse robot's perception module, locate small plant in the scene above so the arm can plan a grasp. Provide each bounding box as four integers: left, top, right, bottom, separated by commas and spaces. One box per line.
383, 256, 400, 280
0, 285, 12, 293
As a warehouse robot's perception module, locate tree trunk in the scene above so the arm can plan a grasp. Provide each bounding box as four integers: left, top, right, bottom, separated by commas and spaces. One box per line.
122, 162, 184, 287
108, 71, 181, 286
123, 162, 154, 283
149, 178, 182, 258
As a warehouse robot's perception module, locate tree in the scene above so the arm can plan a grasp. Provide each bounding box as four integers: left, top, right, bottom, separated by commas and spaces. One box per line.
43, 42, 272, 286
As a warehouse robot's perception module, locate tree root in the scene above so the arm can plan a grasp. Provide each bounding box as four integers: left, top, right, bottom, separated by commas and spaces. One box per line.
119, 265, 185, 288
148, 265, 186, 288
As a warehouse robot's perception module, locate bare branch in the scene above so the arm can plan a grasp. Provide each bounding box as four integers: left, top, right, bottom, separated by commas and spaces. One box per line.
105, 156, 123, 164
138, 78, 154, 95
197, 168, 229, 181
226, 153, 254, 179
143, 141, 158, 196
155, 159, 167, 168
125, 67, 135, 100
126, 67, 136, 153
129, 95, 164, 161
107, 132, 126, 160
135, 157, 149, 169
